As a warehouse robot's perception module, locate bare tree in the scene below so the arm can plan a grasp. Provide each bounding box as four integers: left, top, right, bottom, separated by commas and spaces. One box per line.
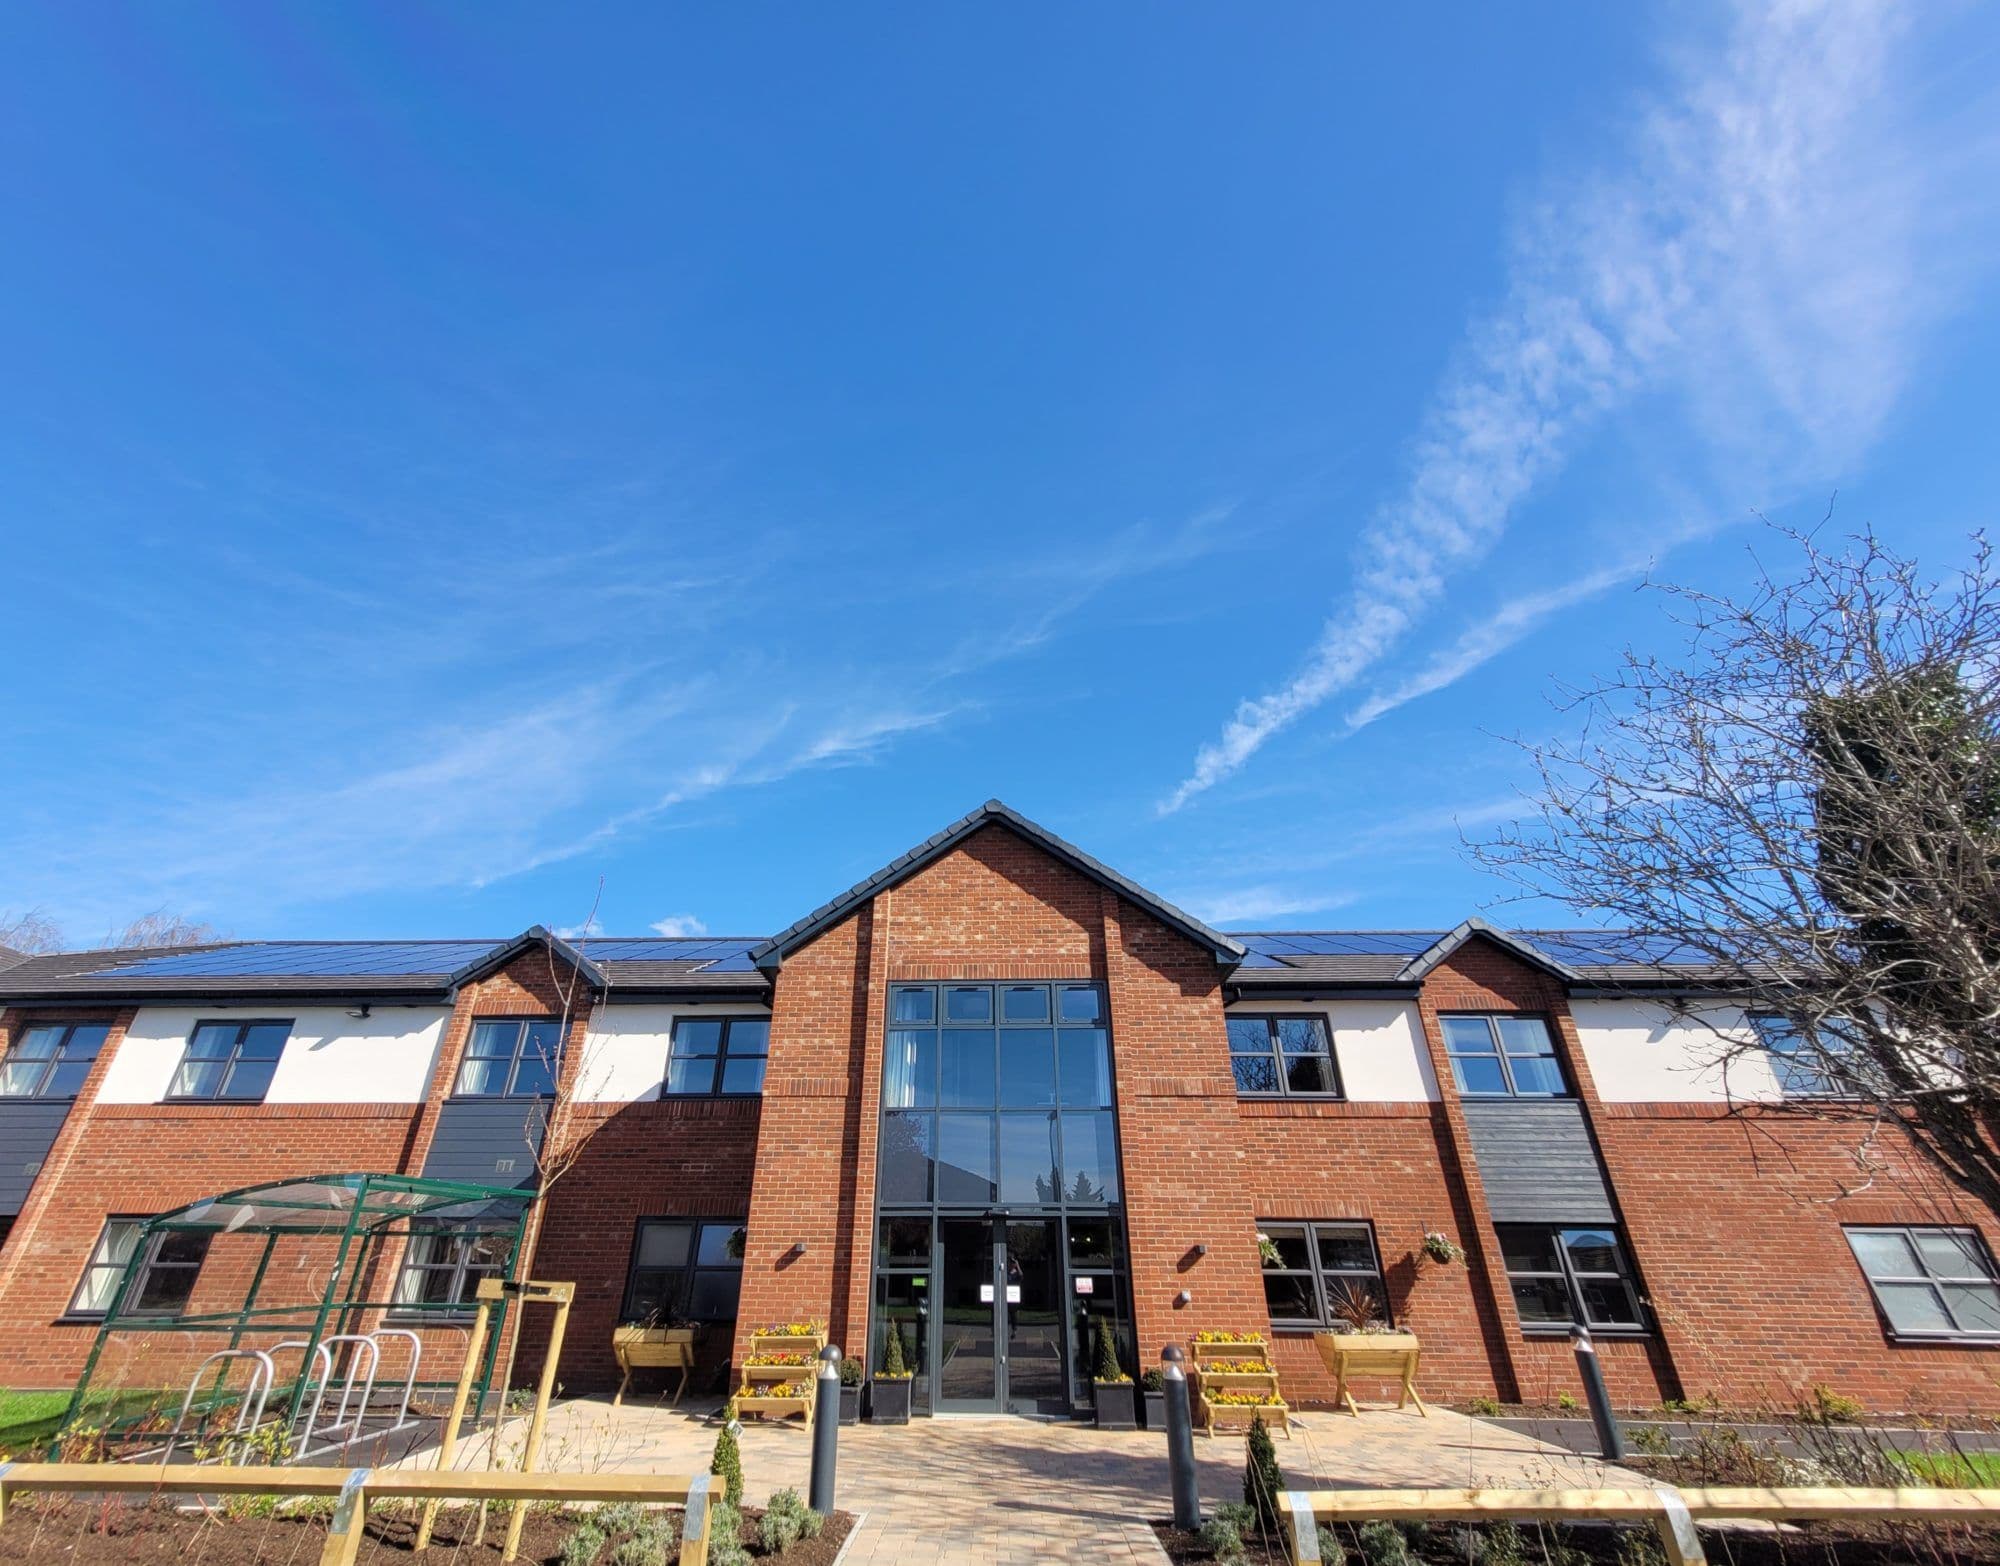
0, 907, 221, 955
1472, 523, 2000, 1218
0, 909, 64, 956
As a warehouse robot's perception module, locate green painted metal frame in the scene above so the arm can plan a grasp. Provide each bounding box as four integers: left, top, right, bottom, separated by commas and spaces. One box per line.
56, 1171, 534, 1457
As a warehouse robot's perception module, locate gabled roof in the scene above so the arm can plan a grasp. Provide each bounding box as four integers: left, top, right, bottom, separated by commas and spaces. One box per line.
452, 927, 608, 992
749, 800, 1248, 971
1393, 917, 1583, 985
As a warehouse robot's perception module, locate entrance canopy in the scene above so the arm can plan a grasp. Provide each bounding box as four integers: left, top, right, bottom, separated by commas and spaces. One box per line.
151, 1170, 536, 1235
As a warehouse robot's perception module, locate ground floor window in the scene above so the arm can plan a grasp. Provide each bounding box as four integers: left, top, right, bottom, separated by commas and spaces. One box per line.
621, 1218, 745, 1324
392, 1224, 513, 1316
1497, 1224, 1643, 1332
69, 1219, 212, 1319
1846, 1225, 2000, 1340
1257, 1220, 1387, 1328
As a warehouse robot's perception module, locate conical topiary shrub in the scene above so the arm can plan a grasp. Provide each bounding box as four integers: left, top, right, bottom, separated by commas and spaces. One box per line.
1093, 1314, 1126, 1382
711, 1417, 744, 1509
1243, 1410, 1287, 1537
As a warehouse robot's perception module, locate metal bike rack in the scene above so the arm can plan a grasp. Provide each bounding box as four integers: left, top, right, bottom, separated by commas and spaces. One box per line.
164, 1348, 276, 1459
370, 1326, 423, 1431
275, 1333, 381, 1456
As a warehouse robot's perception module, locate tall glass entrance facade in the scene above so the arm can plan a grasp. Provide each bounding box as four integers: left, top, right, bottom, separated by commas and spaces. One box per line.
872, 981, 1132, 1416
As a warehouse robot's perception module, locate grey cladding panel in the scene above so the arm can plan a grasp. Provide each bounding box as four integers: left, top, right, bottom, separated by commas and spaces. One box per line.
0, 1100, 72, 1215
421, 1100, 546, 1190
1461, 1099, 1615, 1223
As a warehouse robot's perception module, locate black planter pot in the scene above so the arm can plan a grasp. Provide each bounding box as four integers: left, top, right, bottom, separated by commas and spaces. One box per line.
869, 1376, 913, 1424
1094, 1379, 1138, 1430
838, 1384, 861, 1425
1142, 1390, 1166, 1430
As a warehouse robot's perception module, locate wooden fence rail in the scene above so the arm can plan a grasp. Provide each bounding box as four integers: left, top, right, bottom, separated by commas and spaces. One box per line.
0, 1460, 713, 1565
1279, 1485, 2000, 1566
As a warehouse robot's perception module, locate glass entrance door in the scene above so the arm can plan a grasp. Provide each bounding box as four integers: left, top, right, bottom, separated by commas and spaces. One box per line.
1004, 1219, 1067, 1415
935, 1217, 998, 1410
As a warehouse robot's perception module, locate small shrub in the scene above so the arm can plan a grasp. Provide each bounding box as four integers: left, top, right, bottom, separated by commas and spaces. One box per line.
1555, 1390, 1578, 1411
1197, 1513, 1246, 1562
1466, 1396, 1504, 1417
759, 1488, 825, 1554
609, 1531, 667, 1566
1483, 1521, 1525, 1566
838, 1355, 863, 1387
1213, 1502, 1257, 1533
1317, 1524, 1348, 1565
1801, 1383, 1864, 1424
710, 1421, 744, 1509
1448, 1526, 1488, 1566
706, 1500, 751, 1566
1094, 1315, 1128, 1382
1141, 1366, 1165, 1392
1615, 1525, 1666, 1566
559, 1521, 606, 1566
1242, 1413, 1286, 1536
1628, 1424, 1672, 1457
596, 1504, 647, 1536
881, 1321, 909, 1378
1356, 1520, 1411, 1566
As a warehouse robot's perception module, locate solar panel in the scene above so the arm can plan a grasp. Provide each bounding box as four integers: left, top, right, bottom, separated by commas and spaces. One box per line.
586, 938, 766, 967
94, 942, 500, 979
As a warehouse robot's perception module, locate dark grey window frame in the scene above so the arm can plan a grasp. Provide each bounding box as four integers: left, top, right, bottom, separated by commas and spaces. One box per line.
663, 1016, 770, 1099
452, 1017, 564, 1100
1497, 1223, 1646, 1335
1227, 1014, 1343, 1099
66, 1217, 212, 1321
1440, 1013, 1568, 1099
388, 1222, 515, 1320
1750, 1014, 1860, 1099
1257, 1219, 1388, 1328
1846, 1224, 2000, 1343
166, 1019, 292, 1104
620, 1216, 746, 1324
0, 1020, 111, 1099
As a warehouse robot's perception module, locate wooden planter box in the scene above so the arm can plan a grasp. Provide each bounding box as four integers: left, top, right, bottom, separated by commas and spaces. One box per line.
611, 1326, 697, 1406
1195, 1368, 1280, 1391
1312, 1330, 1426, 1417
1198, 1397, 1291, 1437
749, 1330, 827, 1359
1191, 1339, 1271, 1367
734, 1392, 813, 1422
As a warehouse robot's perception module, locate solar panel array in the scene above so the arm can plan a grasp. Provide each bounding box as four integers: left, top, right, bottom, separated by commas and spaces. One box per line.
94, 942, 502, 979
586, 938, 763, 971
1519, 930, 1717, 968
1234, 931, 1448, 968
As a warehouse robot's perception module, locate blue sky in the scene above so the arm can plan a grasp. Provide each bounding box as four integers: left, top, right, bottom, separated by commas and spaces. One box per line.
5, 3, 2000, 945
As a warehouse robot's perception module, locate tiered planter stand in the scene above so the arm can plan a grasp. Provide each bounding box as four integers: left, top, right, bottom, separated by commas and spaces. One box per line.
1191, 1337, 1291, 1438
735, 1327, 826, 1424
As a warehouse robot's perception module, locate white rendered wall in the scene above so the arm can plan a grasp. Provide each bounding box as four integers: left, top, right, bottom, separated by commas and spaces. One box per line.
577, 1002, 774, 1103
1570, 998, 1783, 1102
1223, 999, 1439, 1101
97, 1007, 448, 1105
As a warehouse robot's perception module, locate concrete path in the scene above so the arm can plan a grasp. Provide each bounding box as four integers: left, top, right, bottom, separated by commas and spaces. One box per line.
403, 1397, 1638, 1564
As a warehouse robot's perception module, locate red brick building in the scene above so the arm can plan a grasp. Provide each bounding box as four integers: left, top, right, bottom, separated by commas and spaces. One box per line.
1, 801, 1995, 1417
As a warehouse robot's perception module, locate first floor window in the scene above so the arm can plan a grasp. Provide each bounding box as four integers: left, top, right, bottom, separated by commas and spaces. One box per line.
1258, 1220, 1388, 1327
1228, 1015, 1340, 1097
69, 1219, 212, 1319
666, 1017, 769, 1097
169, 1020, 290, 1102
0, 1022, 110, 1098
1847, 1226, 2000, 1339
454, 1018, 563, 1098
1498, 1224, 1644, 1332
1752, 1015, 1858, 1099
622, 1218, 745, 1323
1441, 1014, 1565, 1097
393, 1224, 513, 1314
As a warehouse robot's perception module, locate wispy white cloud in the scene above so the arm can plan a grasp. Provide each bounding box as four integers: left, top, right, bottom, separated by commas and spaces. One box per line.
1161, 0, 1990, 813
649, 914, 708, 938
1175, 884, 1359, 927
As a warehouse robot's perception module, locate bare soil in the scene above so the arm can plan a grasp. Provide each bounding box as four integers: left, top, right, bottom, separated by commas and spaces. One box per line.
0, 1498, 854, 1564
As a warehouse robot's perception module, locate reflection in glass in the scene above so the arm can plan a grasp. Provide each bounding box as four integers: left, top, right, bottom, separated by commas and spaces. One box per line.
999, 1029, 1056, 1106
998, 1112, 1062, 1204
1058, 1028, 1111, 1106
1059, 1111, 1120, 1202
879, 1113, 935, 1203
936, 1114, 996, 1203
884, 1029, 937, 1108
940, 1029, 996, 1107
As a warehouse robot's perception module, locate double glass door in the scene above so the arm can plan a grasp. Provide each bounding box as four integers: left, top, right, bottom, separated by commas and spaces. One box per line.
934, 1215, 1068, 1415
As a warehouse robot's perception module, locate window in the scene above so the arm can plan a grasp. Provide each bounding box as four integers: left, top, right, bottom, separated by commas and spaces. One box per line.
1752, 1015, 1857, 1098
68, 1219, 212, 1320
1846, 1226, 2000, 1340
622, 1218, 745, 1323
1257, 1221, 1388, 1327
392, 1224, 513, 1315
453, 1019, 563, 1098
1228, 1015, 1339, 1097
168, 1021, 289, 1102
665, 1017, 769, 1097
1441, 1015, 1565, 1097
1498, 1225, 1644, 1332
0, 1022, 109, 1098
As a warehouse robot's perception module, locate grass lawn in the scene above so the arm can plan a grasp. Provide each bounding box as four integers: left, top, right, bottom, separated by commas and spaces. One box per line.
0, 1388, 181, 1456
1894, 1448, 2000, 1487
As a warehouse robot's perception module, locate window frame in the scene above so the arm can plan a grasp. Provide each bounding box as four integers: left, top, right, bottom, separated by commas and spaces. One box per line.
388, 1222, 516, 1320
1846, 1224, 2000, 1343
620, 1216, 747, 1324
1256, 1219, 1389, 1329
165, 1019, 291, 1104
1751, 1014, 1860, 1100
1496, 1223, 1647, 1336
0, 1021, 111, 1099
662, 1015, 771, 1099
451, 1017, 566, 1100
66, 1217, 212, 1322
1439, 1013, 1568, 1099
1227, 1013, 1343, 1099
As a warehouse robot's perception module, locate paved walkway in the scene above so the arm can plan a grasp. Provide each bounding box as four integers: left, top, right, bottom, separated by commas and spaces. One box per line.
403, 1397, 1638, 1564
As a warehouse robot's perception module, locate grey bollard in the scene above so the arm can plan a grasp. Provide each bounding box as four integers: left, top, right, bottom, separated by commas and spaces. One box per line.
1162, 1345, 1201, 1531
811, 1345, 841, 1514
1569, 1324, 1625, 1460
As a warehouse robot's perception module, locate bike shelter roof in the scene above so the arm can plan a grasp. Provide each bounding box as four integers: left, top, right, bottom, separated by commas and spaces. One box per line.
144, 1171, 536, 1235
